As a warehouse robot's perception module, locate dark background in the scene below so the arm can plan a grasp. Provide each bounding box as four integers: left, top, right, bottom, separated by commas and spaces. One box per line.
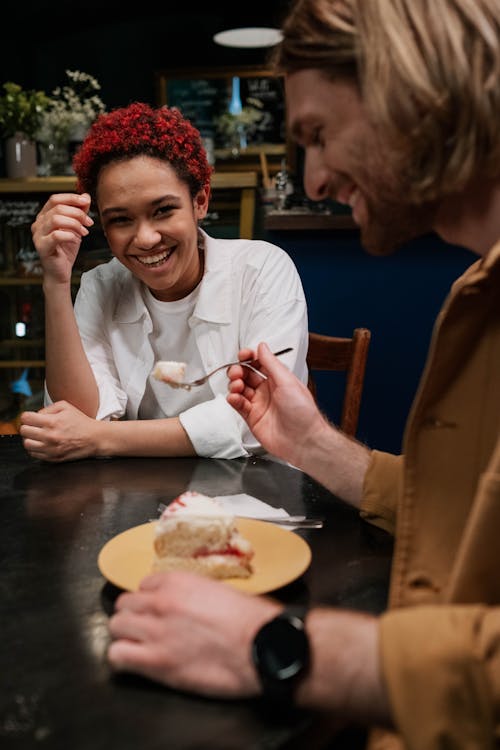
2, 2, 291, 108
2, 2, 474, 454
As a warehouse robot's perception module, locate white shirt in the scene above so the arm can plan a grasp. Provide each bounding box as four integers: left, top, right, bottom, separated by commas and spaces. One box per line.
52, 230, 309, 459
138, 284, 213, 419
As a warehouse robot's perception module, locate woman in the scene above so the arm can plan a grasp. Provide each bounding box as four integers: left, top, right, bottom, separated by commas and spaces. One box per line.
21, 103, 308, 462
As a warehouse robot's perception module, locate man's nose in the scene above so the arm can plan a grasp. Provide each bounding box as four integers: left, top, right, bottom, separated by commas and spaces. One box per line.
303, 150, 330, 201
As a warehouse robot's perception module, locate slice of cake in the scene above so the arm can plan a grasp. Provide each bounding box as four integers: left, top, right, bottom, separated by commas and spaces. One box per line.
153, 491, 254, 579
152, 360, 186, 387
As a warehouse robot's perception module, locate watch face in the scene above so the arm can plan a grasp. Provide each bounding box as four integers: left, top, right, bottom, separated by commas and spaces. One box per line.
253, 614, 309, 681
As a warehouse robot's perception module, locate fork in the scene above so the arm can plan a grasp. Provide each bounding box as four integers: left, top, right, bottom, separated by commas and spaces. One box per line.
162, 346, 293, 390
243, 515, 324, 528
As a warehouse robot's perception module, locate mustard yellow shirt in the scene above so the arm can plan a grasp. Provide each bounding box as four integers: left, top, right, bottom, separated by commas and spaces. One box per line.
361, 241, 500, 749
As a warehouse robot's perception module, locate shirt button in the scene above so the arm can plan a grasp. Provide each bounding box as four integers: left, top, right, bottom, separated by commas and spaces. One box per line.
462, 285, 480, 295
422, 416, 457, 429
408, 573, 440, 593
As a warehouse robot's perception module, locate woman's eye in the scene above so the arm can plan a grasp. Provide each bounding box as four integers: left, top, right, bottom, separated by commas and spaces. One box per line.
106, 215, 129, 226
156, 205, 174, 217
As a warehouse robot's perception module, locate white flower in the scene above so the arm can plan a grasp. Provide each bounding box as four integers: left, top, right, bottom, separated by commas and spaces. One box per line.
215, 103, 264, 141
36, 70, 105, 144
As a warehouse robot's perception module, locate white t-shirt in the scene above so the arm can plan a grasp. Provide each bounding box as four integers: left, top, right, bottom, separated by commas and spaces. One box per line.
50, 230, 309, 459
138, 284, 212, 418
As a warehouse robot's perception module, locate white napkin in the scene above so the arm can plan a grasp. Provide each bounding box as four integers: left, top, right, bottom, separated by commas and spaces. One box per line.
213, 493, 293, 529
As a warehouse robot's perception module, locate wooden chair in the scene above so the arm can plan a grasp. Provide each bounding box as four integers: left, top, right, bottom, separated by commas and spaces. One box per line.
307, 328, 371, 437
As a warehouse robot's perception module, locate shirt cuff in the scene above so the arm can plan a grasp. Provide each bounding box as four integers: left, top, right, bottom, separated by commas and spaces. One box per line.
360, 450, 403, 535
179, 394, 250, 459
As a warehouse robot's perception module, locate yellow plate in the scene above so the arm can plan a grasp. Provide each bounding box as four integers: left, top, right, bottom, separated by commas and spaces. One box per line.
98, 518, 312, 594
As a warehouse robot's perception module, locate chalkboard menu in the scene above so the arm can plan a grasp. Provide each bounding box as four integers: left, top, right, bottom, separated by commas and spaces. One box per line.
156, 67, 285, 148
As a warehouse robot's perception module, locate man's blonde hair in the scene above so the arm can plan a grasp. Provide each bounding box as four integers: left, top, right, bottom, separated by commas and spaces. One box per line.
273, 0, 500, 201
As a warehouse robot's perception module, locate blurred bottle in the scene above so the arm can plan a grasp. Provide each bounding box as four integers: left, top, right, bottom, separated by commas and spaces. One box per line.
274, 160, 293, 211
229, 77, 243, 115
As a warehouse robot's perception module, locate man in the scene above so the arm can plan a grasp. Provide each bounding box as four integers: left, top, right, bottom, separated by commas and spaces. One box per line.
107, 1, 500, 747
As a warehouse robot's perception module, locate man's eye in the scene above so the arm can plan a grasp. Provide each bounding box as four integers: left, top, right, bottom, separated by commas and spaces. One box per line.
310, 128, 323, 147
297, 127, 322, 150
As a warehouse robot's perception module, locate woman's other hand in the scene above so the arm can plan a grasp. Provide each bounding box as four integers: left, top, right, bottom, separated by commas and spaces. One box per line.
19, 400, 100, 462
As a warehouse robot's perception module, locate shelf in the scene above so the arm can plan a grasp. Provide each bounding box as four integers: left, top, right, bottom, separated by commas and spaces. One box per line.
214, 143, 286, 175
0, 338, 44, 347
215, 143, 285, 158
0, 360, 45, 368
0, 176, 78, 193
0, 172, 258, 192
0, 276, 44, 285
0, 275, 83, 286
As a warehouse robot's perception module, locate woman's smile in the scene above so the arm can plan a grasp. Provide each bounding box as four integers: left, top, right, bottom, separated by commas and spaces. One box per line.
134, 247, 176, 268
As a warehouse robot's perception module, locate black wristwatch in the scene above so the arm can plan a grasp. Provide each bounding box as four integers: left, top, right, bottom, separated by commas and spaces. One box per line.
251, 605, 310, 706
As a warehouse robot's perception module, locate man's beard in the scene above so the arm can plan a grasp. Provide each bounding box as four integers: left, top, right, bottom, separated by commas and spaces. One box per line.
360, 193, 437, 256
349, 140, 438, 256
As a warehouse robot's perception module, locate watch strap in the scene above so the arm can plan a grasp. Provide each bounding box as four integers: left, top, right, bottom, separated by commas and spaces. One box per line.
252, 604, 310, 706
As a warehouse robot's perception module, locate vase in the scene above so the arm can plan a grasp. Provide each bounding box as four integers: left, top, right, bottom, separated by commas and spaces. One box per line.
4, 133, 37, 178
37, 140, 70, 176
67, 125, 88, 171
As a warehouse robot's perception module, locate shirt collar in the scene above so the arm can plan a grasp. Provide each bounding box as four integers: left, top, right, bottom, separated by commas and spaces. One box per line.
455, 237, 500, 292
192, 229, 232, 324
113, 229, 233, 325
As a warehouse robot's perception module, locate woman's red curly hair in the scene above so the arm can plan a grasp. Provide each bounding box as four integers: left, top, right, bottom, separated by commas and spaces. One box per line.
73, 102, 213, 200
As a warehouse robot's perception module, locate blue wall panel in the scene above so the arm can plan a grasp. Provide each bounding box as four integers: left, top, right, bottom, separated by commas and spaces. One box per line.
265, 229, 472, 454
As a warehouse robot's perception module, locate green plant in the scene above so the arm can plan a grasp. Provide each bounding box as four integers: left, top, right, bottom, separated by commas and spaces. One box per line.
0, 82, 50, 140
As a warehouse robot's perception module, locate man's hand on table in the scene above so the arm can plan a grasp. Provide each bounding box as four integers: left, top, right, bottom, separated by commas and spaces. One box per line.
107, 570, 391, 726
108, 571, 282, 697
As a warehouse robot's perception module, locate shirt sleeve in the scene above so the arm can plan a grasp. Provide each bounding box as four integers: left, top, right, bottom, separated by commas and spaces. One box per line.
43, 271, 128, 419
360, 450, 404, 536
379, 605, 499, 748
73, 271, 129, 421
179, 393, 256, 459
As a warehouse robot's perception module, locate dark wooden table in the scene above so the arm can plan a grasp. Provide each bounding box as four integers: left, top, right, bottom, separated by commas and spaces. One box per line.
0, 434, 393, 749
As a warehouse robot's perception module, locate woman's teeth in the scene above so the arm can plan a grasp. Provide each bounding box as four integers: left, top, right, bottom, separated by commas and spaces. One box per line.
137, 249, 172, 267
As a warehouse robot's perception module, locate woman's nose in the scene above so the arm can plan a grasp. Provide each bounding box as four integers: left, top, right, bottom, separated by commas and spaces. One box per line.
134, 222, 161, 249
303, 150, 330, 201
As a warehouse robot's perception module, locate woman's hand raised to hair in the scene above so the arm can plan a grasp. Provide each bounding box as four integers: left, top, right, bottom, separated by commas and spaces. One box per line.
31, 192, 94, 285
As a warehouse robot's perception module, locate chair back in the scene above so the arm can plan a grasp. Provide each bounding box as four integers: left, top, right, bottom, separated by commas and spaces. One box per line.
307, 328, 371, 437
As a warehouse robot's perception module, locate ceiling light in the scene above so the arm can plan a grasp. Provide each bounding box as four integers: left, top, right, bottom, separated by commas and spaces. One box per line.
213, 27, 283, 49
